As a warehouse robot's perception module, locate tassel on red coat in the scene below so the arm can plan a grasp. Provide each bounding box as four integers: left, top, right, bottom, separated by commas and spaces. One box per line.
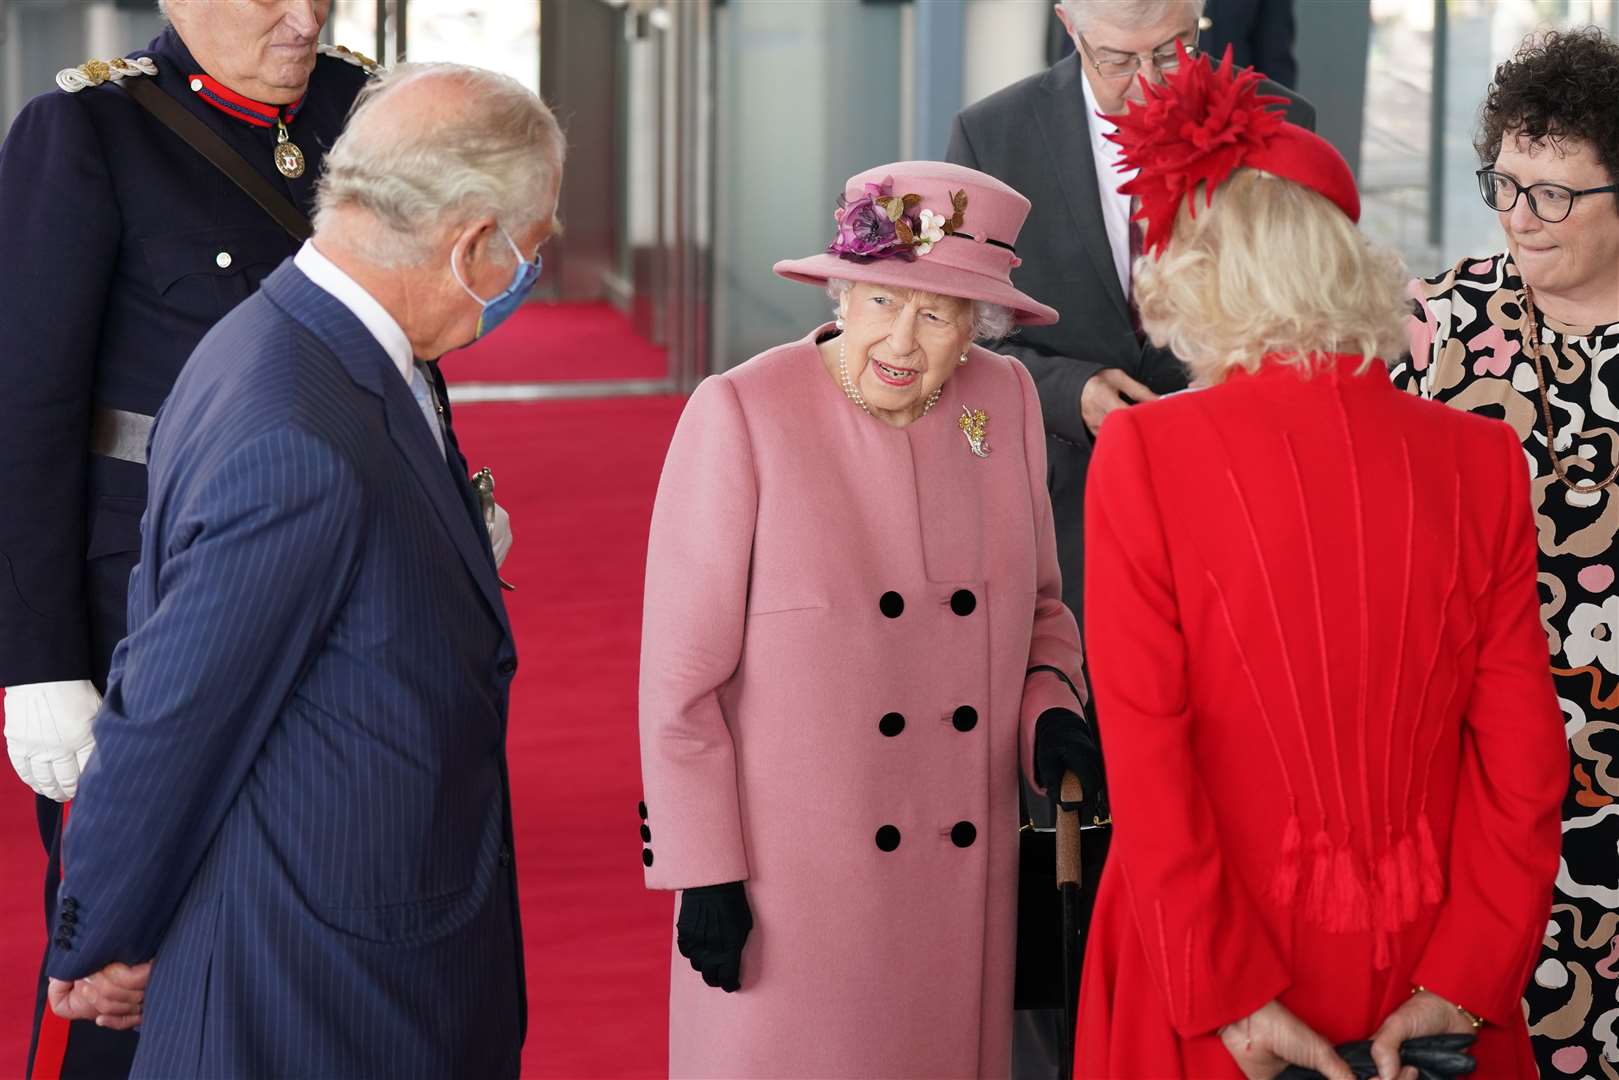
1305, 829, 1334, 923
1269, 813, 1302, 905
1374, 846, 1400, 935
1396, 832, 1420, 922
1416, 813, 1444, 903
1326, 843, 1371, 932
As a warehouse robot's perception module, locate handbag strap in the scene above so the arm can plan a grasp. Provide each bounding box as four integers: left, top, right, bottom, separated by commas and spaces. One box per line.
122, 76, 312, 242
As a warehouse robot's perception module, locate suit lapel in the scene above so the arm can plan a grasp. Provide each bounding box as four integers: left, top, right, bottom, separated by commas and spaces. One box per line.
262, 263, 511, 637
1034, 55, 1131, 322
380, 374, 512, 637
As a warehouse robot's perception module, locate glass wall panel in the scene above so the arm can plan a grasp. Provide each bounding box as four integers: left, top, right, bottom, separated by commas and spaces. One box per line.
1360, 0, 1437, 269
711, 0, 904, 370
1362, 0, 1619, 277
405, 0, 541, 93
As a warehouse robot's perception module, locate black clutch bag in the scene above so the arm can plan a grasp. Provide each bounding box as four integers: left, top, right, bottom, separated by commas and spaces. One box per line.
1013, 817, 1111, 1011
1274, 1034, 1477, 1079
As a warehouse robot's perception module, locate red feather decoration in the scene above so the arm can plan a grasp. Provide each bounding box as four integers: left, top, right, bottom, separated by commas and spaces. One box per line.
1103, 43, 1290, 257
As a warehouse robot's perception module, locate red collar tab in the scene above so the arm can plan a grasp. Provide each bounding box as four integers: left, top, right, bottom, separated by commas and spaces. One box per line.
186, 73, 304, 128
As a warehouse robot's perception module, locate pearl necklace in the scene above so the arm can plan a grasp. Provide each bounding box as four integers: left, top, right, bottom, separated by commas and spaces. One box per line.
838, 337, 942, 420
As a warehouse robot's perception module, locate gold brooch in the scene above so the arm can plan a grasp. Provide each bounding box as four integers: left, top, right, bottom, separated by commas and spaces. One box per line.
958, 406, 989, 458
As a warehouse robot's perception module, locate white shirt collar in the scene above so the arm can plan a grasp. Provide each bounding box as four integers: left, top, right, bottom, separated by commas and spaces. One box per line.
293, 240, 414, 382
1081, 74, 1138, 297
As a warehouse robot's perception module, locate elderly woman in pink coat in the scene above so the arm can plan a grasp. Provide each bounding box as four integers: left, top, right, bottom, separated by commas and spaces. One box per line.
637, 160, 1097, 1079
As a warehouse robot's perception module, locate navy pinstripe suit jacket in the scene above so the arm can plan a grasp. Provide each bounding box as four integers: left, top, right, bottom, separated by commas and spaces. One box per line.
46, 262, 526, 1078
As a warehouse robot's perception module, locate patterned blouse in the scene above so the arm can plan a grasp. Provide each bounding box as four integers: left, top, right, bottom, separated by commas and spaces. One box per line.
1397, 251, 1617, 1076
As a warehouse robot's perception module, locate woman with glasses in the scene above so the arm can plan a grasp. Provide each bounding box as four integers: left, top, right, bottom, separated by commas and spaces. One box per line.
1400, 27, 1619, 1074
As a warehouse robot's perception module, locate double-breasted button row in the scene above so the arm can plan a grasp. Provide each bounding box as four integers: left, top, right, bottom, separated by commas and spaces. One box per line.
877, 706, 977, 736
873, 820, 977, 851
877, 588, 977, 619
637, 801, 654, 867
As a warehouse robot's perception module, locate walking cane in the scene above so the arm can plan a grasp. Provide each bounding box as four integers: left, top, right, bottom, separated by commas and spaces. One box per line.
1056, 771, 1085, 1080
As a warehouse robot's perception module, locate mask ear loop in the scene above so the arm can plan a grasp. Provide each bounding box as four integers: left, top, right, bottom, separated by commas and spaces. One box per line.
450, 225, 523, 305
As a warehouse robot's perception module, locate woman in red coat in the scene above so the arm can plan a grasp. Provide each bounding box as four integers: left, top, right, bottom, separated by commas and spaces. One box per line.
1075, 52, 1568, 1079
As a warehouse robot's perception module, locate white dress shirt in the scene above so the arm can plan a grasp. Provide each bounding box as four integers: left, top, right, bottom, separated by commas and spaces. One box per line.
293, 240, 414, 382
1081, 75, 1138, 299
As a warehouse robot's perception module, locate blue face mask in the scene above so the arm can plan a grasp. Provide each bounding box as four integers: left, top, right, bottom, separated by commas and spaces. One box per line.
451, 226, 543, 340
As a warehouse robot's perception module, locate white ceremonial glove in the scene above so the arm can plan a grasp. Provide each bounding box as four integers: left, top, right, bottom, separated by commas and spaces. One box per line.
4, 680, 101, 802
489, 501, 513, 568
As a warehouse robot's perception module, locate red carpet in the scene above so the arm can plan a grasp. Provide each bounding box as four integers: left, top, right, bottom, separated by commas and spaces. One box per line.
0, 797, 44, 1068
449, 302, 668, 384
0, 395, 685, 1077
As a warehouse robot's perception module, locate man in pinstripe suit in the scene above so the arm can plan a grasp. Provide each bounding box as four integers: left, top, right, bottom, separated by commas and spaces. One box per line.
40, 63, 564, 1077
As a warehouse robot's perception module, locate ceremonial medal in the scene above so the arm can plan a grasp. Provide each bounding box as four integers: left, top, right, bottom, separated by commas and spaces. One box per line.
274, 119, 306, 179
958, 406, 990, 458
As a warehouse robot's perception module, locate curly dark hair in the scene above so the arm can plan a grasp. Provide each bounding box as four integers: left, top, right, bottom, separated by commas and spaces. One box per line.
1476, 26, 1619, 211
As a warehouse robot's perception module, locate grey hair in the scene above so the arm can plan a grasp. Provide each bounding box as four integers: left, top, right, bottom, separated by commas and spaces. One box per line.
313, 63, 567, 267
1060, 0, 1205, 32
825, 277, 1016, 343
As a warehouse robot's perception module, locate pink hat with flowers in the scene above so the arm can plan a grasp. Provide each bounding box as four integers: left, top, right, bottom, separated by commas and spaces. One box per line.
773, 161, 1059, 326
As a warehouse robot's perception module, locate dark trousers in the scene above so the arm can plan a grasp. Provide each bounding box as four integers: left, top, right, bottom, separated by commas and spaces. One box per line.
26, 797, 140, 1079
26, 546, 140, 1080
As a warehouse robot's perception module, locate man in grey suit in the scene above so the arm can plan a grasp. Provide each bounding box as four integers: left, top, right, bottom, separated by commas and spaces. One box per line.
947, 0, 1314, 625
947, 3, 1314, 1075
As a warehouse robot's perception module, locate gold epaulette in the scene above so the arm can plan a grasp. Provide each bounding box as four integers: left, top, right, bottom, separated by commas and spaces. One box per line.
317, 43, 382, 76
56, 56, 158, 94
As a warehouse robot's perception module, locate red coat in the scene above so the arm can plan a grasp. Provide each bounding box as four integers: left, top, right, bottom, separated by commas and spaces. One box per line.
1076, 355, 1567, 1077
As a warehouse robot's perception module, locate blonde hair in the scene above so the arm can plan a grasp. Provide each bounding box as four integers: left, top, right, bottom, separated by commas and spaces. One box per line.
1133, 169, 1409, 385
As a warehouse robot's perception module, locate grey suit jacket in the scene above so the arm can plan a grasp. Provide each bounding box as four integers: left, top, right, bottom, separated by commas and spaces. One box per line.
946, 53, 1315, 617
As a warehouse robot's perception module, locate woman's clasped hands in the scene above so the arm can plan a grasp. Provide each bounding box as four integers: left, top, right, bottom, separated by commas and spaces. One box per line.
1220, 989, 1476, 1080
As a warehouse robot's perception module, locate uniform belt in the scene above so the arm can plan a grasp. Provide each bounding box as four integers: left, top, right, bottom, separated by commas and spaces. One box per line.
90, 407, 155, 465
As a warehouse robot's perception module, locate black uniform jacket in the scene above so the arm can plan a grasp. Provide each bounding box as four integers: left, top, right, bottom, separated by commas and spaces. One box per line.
0, 28, 368, 686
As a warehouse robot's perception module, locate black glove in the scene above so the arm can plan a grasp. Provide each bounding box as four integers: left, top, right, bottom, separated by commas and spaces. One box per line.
1275, 1034, 1477, 1080
676, 881, 753, 993
1033, 707, 1108, 823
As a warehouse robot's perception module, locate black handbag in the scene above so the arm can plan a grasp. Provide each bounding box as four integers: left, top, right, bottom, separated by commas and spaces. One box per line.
1013, 810, 1111, 1011
1275, 1034, 1477, 1079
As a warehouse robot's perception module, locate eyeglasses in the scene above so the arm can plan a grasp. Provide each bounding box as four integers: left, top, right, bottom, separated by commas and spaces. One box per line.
1077, 31, 1200, 80
1475, 168, 1619, 223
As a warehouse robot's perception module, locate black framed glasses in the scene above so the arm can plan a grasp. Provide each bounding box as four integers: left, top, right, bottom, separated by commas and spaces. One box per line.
1476, 168, 1619, 223
1078, 31, 1200, 80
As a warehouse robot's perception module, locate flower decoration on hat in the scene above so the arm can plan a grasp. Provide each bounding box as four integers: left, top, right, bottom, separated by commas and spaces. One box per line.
1104, 43, 1290, 257
829, 178, 968, 262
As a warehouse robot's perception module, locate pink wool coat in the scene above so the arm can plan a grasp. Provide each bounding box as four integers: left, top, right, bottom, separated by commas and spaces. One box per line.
638, 324, 1086, 1079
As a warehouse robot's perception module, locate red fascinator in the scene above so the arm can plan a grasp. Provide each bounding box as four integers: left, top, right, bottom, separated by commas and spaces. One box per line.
1105, 44, 1360, 256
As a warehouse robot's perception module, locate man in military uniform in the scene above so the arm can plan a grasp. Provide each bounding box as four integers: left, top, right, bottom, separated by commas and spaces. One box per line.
0, 2, 508, 1075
